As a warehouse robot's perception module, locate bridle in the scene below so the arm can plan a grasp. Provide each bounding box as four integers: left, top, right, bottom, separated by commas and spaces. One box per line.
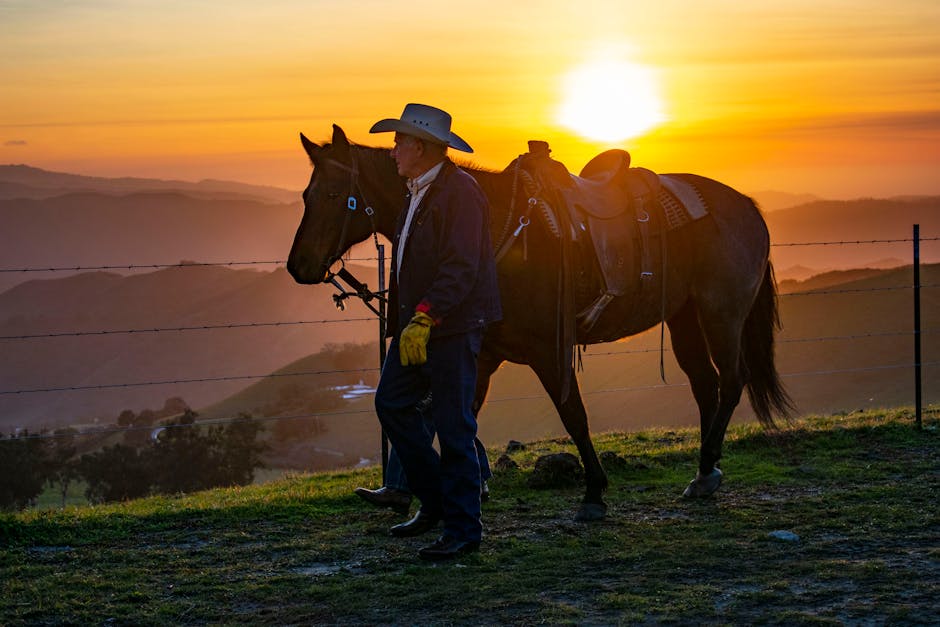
322, 149, 382, 272
315, 147, 387, 318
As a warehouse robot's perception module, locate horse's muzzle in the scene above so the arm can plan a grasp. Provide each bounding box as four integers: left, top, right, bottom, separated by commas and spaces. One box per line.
286, 255, 329, 285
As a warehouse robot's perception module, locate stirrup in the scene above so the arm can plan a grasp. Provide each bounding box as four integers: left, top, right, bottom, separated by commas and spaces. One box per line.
577, 293, 615, 332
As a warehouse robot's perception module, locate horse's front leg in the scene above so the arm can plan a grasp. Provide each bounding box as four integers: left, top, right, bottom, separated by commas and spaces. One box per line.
531, 361, 608, 521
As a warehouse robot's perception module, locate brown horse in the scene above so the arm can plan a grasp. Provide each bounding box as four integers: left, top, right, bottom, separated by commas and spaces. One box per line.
288, 125, 792, 521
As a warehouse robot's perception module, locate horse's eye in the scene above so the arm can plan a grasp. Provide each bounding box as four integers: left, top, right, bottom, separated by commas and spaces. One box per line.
327, 191, 340, 200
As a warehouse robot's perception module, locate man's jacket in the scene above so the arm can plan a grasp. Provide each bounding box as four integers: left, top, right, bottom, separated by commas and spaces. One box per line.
388, 159, 502, 338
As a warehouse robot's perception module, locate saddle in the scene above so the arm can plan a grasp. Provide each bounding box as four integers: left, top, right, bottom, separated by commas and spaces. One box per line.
517, 141, 708, 332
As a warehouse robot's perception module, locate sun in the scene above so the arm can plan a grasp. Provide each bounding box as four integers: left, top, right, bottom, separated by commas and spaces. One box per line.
556, 54, 667, 143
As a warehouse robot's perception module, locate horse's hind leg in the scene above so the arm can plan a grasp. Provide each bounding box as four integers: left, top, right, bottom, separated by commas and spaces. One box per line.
667, 300, 725, 497
668, 300, 720, 433
685, 305, 749, 497
531, 361, 608, 521
667, 301, 719, 440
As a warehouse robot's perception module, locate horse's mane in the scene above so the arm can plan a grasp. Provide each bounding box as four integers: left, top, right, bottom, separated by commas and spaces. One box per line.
336, 140, 507, 198
330, 138, 501, 178
322, 140, 395, 175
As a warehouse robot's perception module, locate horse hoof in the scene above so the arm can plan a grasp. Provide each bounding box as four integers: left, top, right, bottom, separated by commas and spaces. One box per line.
574, 502, 607, 521
682, 468, 723, 498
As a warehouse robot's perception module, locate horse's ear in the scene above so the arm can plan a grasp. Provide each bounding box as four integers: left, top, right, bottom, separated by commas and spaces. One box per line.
300, 133, 321, 162
330, 124, 351, 161
331, 124, 349, 147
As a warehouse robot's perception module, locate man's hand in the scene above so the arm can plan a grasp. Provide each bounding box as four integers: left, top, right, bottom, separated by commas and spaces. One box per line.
399, 311, 435, 366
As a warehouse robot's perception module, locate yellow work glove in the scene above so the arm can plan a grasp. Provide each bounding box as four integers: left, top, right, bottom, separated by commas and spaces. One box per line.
399, 311, 435, 366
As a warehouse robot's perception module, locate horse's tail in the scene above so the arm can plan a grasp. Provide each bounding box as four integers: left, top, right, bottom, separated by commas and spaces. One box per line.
743, 262, 795, 427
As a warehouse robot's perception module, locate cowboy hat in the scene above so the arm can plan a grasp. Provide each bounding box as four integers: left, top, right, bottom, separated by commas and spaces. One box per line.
369, 103, 473, 153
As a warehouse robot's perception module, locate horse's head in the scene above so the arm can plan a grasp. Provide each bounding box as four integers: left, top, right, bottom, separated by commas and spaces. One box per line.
287, 125, 404, 284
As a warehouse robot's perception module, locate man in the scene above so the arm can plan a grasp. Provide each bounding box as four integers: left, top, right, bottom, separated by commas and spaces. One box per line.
370, 103, 501, 561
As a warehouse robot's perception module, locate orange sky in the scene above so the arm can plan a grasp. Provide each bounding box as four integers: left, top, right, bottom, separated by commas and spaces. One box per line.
2, 0, 939, 199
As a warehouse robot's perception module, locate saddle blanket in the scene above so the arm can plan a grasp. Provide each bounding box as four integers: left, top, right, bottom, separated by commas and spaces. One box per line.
657, 175, 708, 231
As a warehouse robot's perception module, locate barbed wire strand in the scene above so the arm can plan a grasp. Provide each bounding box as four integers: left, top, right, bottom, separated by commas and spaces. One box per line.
0, 258, 363, 273
5, 324, 938, 395
2, 279, 936, 342
0, 366, 382, 396
771, 236, 940, 247
5, 324, 940, 395
5, 360, 937, 443
0, 317, 376, 341
1, 236, 938, 274
780, 284, 940, 297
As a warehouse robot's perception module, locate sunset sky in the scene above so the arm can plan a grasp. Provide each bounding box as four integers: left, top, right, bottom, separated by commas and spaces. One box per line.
2, 0, 938, 199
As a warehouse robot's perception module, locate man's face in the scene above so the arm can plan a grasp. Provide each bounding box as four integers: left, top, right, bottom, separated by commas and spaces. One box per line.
390, 133, 422, 178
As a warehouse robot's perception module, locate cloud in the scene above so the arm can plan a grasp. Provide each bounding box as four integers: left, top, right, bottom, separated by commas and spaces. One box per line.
4, 140, 28, 146
766, 111, 940, 140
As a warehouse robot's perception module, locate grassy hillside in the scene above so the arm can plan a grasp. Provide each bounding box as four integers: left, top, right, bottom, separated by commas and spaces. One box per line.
2, 408, 937, 625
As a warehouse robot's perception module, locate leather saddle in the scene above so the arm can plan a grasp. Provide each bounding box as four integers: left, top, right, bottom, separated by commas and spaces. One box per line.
528, 144, 660, 219
521, 142, 663, 331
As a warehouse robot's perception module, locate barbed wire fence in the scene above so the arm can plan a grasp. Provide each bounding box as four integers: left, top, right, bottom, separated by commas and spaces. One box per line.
0, 230, 936, 446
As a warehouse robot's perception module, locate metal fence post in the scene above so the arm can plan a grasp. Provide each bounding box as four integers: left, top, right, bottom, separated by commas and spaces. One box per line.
913, 224, 922, 430
377, 244, 390, 479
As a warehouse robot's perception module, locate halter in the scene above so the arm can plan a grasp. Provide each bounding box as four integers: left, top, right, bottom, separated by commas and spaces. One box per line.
324, 150, 382, 270
320, 149, 387, 318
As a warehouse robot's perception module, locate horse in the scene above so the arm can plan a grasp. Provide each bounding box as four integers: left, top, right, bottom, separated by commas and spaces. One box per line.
287, 125, 792, 521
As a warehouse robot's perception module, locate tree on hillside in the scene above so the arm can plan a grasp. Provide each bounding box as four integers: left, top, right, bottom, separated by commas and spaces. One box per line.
118, 408, 161, 447
212, 414, 268, 487
59, 411, 268, 505
149, 411, 267, 494
79, 444, 151, 504
148, 410, 214, 494
45, 428, 79, 509
0, 431, 49, 511
117, 410, 136, 427
160, 397, 189, 416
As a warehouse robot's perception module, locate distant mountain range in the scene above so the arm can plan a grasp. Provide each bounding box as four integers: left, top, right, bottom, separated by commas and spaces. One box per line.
749, 190, 822, 212
2, 166, 936, 293
0, 164, 297, 203
1, 165, 938, 451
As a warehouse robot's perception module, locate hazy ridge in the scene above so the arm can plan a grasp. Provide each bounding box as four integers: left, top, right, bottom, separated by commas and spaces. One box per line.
0, 265, 379, 433
0, 164, 297, 203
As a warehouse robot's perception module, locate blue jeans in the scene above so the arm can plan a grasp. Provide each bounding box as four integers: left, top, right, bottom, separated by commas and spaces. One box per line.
375, 329, 484, 543
385, 438, 492, 493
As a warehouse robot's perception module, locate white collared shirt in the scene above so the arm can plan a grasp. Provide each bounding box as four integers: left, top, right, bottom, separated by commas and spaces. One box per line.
397, 160, 444, 279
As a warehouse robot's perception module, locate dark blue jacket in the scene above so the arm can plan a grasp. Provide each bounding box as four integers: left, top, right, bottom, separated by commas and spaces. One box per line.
388, 159, 502, 338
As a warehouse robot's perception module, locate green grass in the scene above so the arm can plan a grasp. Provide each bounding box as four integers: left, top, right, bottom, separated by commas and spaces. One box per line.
2, 408, 938, 625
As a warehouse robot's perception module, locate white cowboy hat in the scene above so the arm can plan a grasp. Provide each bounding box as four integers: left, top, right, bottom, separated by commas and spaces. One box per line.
369, 103, 473, 153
